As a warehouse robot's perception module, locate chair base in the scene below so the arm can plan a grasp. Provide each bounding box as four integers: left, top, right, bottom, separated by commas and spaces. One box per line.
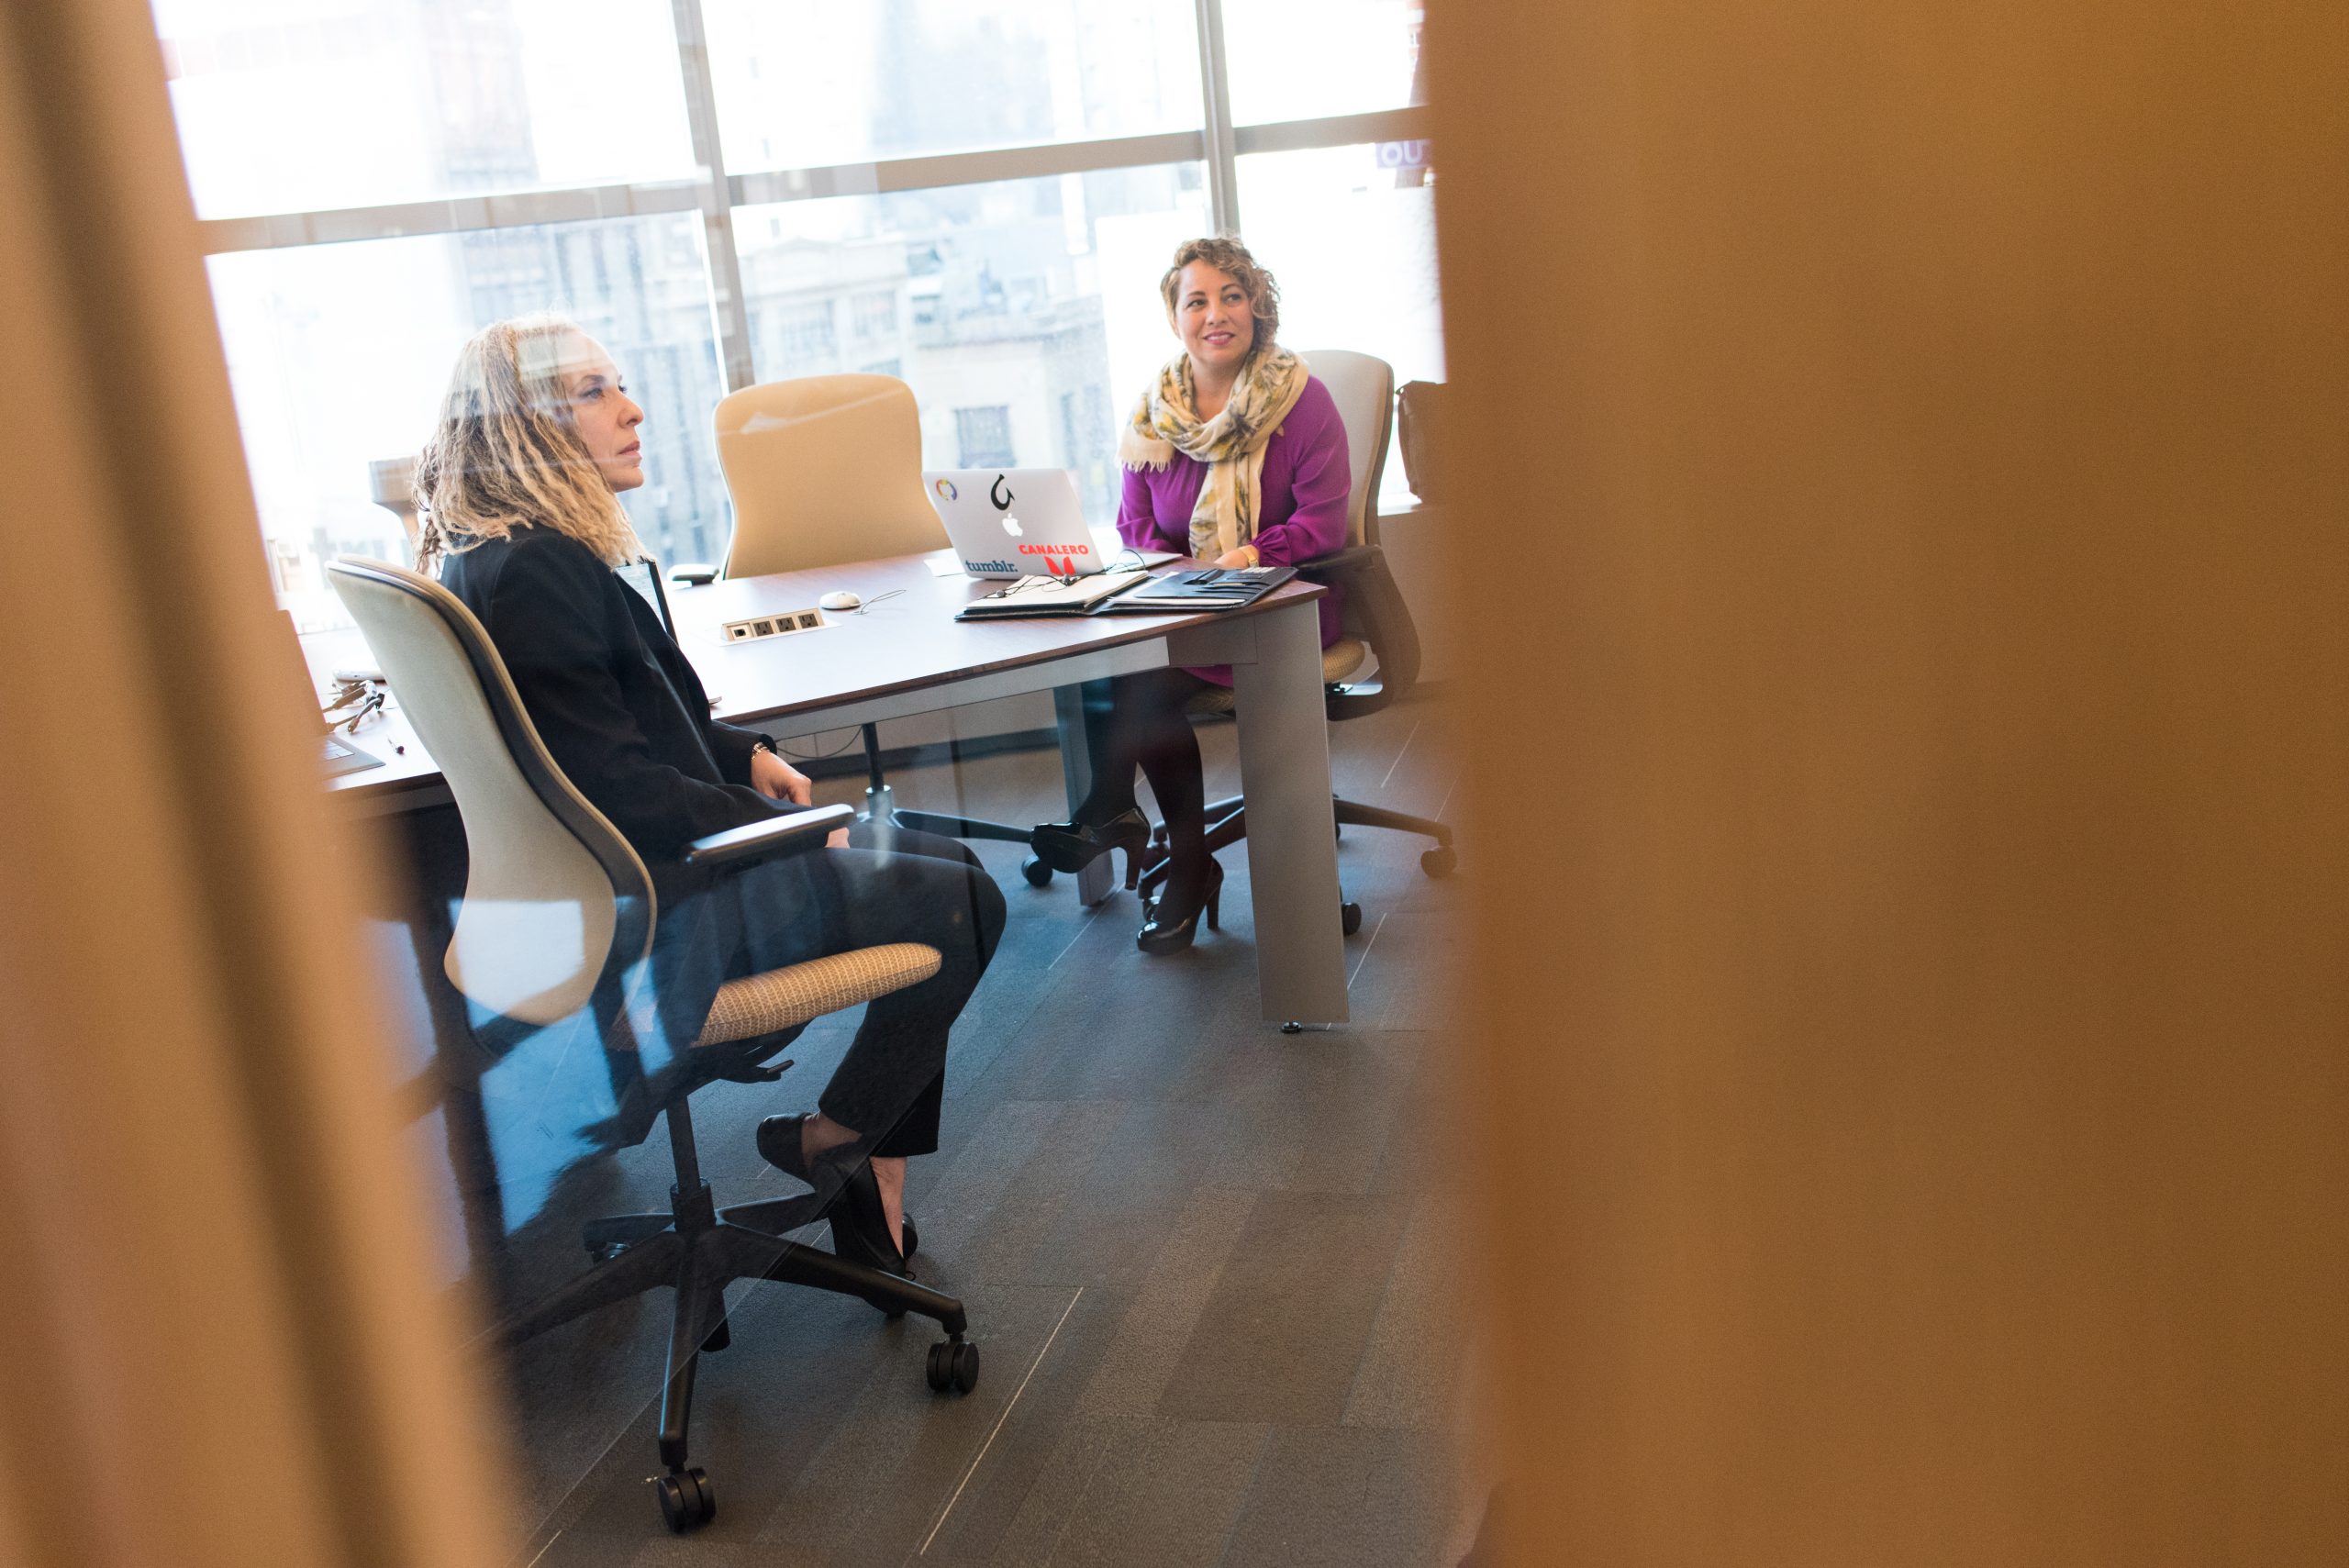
892, 807, 1033, 845
855, 724, 1034, 849
481, 1099, 974, 1533
1137, 793, 1454, 907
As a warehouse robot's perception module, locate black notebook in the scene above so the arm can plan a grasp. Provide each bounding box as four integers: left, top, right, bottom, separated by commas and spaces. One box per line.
1097, 565, 1296, 614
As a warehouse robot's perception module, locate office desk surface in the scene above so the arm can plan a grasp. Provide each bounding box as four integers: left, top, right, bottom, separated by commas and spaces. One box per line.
317, 550, 1320, 807
668, 551, 1322, 728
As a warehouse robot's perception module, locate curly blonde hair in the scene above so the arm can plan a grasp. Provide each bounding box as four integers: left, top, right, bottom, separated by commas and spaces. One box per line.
412, 313, 645, 573
1159, 235, 1281, 352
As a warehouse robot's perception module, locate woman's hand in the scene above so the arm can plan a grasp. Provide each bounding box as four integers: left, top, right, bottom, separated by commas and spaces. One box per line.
1213, 547, 1258, 570
750, 746, 812, 806
751, 747, 852, 848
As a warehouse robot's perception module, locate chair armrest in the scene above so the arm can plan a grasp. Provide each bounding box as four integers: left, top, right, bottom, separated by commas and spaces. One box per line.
683, 804, 855, 870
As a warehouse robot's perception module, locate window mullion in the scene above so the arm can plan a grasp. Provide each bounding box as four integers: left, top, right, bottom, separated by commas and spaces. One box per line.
1232, 106, 1433, 158
1193, 0, 1240, 234
669, 0, 756, 395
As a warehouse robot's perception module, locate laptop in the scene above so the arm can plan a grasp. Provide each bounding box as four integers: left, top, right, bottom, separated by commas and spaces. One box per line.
925, 468, 1109, 580
321, 730, 383, 776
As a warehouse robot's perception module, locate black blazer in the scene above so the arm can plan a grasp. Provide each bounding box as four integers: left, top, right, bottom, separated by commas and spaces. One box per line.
438, 526, 790, 871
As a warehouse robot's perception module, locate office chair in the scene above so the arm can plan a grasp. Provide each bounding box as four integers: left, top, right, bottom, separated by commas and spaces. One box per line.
1140, 350, 1456, 929
327, 558, 980, 1535
710, 373, 1038, 862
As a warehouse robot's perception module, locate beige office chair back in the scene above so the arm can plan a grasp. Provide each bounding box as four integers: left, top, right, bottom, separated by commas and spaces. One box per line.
712, 373, 951, 577
1297, 349, 1395, 548
368, 456, 420, 547
328, 558, 653, 1026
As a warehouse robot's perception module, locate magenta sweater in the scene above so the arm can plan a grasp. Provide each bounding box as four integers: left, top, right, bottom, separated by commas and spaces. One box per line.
1115, 373, 1352, 682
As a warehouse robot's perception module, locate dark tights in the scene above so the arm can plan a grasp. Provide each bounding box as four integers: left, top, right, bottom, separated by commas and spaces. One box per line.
1074, 667, 1217, 906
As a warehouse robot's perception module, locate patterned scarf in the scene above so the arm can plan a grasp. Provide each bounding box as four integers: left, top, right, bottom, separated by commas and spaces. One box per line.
1116, 346, 1310, 559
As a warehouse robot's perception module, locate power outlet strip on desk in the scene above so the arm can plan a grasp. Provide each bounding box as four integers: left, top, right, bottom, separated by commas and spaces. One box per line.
721, 607, 829, 643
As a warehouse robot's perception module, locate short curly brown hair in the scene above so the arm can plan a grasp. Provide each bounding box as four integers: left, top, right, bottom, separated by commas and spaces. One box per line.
1159, 235, 1281, 351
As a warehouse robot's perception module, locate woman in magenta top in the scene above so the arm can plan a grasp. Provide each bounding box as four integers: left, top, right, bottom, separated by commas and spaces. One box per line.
1030, 237, 1352, 954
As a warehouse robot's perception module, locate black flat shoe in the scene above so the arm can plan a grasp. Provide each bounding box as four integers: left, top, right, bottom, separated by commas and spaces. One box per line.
827, 1160, 910, 1278
1030, 807, 1151, 888
754, 1112, 859, 1218
1136, 857, 1224, 956
754, 1113, 821, 1185
756, 1116, 918, 1273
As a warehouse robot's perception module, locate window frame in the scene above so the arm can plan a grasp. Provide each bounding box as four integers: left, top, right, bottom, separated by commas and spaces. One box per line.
184, 0, 1432, 407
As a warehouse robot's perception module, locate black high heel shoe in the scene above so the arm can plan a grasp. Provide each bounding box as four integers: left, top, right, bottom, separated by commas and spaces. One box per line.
1136, 856, 1223, 956
1029, 806, 1151, 888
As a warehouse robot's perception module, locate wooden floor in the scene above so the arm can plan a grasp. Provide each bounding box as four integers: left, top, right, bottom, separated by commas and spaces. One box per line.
416, 695, 1477, 1566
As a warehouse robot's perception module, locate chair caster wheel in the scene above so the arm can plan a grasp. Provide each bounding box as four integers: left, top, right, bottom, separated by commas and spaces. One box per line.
927, 1338, 980, 1393
656, 1466, 716, 1532
1021, 855, 1054, 887
1420, 845, 1457, 878
1281, 1020, 1305, 1035
1341, 901, 1363, 936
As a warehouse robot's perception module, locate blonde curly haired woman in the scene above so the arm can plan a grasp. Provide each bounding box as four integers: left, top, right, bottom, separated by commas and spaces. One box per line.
416, 314, 1003, 1273
1029, 238, 1351, 954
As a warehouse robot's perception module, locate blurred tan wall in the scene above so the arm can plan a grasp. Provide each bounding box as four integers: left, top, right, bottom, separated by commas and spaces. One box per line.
0, 3, 508, 1563
1430, 1, 2347, 1562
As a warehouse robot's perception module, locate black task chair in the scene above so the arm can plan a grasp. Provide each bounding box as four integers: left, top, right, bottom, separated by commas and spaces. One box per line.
1140, 350, 1456, 929
328, 558, 980, 1536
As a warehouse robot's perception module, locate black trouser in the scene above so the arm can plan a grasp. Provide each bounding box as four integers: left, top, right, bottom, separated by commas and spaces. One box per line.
1075, 667, 1217, 900
678, 824, 1004, 1158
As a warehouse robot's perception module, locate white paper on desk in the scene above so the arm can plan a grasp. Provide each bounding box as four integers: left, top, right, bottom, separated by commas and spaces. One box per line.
924, 550, 964, 577
1094, 528, 1180, 569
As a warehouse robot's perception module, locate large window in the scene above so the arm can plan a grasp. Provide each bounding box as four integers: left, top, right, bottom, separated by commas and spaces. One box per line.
154, 0, 698, 219
1225, 0, 1425, 125
1238, 141, 1441, 508
162, 0, 1436, 622
700, 0, 1202, 172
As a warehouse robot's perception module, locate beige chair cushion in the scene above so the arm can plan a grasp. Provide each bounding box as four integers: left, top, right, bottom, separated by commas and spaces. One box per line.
1322, 637, 1369, 684
1185, 639, 1367, 717
693, 942, 942, 1047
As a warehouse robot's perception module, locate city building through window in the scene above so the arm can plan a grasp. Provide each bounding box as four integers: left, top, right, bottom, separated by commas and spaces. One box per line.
954, 406, 1018, 470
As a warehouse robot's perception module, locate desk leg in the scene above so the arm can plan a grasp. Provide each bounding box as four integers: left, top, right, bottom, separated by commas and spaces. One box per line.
1053, 683, 1115, 906
1226, 601, 1349, 1025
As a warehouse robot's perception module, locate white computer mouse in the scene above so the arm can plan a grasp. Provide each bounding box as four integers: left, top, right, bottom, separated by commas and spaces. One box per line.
818, 590, 862, 612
